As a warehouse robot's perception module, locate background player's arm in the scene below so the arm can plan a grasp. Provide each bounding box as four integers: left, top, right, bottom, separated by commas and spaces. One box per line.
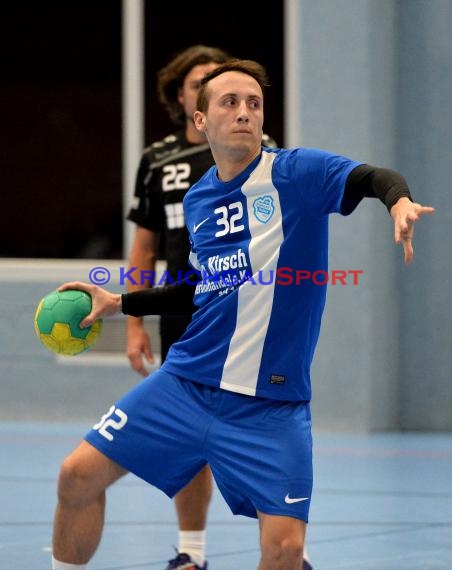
126, 226, 160, 376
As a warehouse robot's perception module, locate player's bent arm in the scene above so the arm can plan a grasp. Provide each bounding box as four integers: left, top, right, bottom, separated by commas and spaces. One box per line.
57, 282, 122, 327
58, 270, 196, 328
121, 278, 198, 318
126, 226, 159, 371
127, 226, 159, 298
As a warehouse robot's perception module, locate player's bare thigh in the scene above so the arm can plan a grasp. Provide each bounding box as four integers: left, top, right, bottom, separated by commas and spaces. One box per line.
58, 440, 127, 503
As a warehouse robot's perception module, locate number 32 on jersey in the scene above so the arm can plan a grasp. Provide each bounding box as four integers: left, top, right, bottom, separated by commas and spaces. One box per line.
214, 201, 244, 237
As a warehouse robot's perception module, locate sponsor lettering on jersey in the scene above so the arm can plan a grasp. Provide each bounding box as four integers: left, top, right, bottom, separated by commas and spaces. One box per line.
207, 248, 248, 273
194, 248, 250, 296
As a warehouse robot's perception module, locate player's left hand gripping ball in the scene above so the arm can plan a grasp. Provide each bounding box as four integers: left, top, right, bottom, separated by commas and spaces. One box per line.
34, 289, 103, 356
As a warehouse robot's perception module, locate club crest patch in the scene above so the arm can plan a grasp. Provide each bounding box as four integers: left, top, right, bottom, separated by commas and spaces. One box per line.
253, 195, 275, 223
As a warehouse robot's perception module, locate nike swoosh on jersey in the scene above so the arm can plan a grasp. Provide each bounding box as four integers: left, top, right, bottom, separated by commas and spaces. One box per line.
193, 217, 209, 233
284, 494, 309, 504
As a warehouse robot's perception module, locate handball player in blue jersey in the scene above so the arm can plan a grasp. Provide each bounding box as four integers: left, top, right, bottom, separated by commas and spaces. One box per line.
51, 60, 434, 570
125, 44, 286, 570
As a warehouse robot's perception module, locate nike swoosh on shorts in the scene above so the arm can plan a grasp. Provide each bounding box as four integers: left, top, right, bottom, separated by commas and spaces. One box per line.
284, 494, 309, 504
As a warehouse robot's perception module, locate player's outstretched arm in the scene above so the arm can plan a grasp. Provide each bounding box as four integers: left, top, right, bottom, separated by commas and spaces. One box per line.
58, 282, 121, 327
390, 197, 435, 264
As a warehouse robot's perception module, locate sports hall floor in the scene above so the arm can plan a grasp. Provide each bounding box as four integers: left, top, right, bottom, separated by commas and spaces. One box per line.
1, 422, 452, 569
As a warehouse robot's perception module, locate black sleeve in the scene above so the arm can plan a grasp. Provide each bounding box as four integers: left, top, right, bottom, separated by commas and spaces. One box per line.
341, 164, 413, 215
126, 150, 165, 232
121, 274, 199, 317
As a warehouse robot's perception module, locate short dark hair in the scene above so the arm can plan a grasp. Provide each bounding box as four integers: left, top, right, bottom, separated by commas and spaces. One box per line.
197, 59, 270, 113
157, 45, 231, 125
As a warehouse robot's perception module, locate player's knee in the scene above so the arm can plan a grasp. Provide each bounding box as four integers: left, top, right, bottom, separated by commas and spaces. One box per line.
57, 453, 98, 506
261, 535, 304, 566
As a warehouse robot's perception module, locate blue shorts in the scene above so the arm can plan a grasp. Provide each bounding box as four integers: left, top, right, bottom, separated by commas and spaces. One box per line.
85, 370, 313, 521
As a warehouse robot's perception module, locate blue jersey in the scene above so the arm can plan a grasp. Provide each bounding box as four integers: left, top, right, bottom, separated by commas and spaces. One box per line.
162, 147, 361, 401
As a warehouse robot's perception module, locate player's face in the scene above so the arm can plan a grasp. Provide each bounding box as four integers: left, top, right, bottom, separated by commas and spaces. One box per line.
178, 63, 221, 123
194, 71, 264, 158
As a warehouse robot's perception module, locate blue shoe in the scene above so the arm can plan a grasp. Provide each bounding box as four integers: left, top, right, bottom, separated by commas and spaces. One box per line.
165, 551, 207, 570
303, 558, 314, 570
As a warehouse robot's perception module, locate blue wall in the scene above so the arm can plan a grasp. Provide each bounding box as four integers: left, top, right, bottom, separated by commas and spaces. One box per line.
295, 0, 452, 430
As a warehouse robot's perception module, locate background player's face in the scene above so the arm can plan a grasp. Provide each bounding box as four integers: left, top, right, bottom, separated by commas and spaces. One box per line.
178, 63, 221, 124
195, 70, 264, 158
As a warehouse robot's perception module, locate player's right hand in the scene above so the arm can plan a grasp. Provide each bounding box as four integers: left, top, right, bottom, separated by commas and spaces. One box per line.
127, 320, 154, 376
58, 281, 121, 327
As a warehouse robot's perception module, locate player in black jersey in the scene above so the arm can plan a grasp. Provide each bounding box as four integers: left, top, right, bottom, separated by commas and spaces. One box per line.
125, 46, 313, 570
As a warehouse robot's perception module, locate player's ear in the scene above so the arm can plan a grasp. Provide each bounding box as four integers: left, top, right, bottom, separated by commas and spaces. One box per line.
194, 110, 206, 132
177, 87, 184, 107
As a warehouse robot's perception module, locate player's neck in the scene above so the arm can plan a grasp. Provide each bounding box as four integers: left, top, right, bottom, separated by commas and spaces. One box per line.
213, 147, 261, 182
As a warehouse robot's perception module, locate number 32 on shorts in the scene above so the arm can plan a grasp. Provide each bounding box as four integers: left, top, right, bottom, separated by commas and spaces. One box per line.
93, 405, 128, 441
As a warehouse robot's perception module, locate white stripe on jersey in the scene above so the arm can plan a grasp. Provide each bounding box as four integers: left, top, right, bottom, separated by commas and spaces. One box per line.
220, 152, 283, 395
189, 250, 201, 271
